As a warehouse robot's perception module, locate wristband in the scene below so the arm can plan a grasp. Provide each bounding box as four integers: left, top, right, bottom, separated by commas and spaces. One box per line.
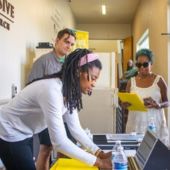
95, 149, 102, 157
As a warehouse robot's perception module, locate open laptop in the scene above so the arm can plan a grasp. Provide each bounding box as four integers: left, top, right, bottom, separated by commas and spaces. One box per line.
128, 130, 170, 170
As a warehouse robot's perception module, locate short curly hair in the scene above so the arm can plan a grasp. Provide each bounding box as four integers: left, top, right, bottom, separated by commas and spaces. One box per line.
136, 48, 154, 64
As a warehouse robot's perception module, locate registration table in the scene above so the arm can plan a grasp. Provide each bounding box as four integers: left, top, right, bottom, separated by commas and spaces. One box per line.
50, 133, 143, 170
50, 131, 170, 170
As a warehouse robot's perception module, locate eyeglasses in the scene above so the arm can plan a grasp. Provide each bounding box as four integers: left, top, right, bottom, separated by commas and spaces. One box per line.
136, 62, 150, 68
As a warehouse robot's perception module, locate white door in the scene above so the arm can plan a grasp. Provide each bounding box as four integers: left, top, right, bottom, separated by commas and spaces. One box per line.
95, 52, 116, 89
79, 89, 115, 133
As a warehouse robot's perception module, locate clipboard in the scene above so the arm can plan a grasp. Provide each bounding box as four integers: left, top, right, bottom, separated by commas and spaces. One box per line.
118, 92, 147, 111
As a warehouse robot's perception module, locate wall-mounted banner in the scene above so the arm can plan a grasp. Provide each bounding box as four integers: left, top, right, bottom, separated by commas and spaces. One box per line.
0, 0, 15, 31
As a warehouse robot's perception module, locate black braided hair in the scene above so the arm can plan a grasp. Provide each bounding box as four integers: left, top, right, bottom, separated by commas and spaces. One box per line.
27, 48, 102, 113
62, 48, 102, 113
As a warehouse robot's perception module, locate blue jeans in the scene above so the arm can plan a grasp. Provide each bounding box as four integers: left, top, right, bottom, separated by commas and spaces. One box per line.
0, 137, 35, 170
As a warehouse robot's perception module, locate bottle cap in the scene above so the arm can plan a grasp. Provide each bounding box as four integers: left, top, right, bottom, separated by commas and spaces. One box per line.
116, 140, 121, 144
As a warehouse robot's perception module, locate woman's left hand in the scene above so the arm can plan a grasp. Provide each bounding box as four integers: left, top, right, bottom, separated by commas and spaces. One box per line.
144, 97, 160, 109
98, 150, 112, 159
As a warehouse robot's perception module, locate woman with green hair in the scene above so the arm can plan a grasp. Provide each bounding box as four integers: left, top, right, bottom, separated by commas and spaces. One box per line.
124, 48, 169, 145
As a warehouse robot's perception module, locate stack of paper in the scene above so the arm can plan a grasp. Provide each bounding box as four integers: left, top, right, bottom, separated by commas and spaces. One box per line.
128, 156, 140, 170
106, 133, 144, 142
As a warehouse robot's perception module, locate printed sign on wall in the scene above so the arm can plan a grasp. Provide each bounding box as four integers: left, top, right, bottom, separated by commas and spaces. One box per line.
75, 30, 89, 49
0, 0, 15, 31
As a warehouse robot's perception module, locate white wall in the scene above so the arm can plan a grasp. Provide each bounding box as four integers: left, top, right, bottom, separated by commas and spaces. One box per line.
79, 89, 115, 133
132, 0, 168, 80
95, 52, 116, 89
0, 0, 75, 100
89, 40, 118, 53
77, 24, 131, 40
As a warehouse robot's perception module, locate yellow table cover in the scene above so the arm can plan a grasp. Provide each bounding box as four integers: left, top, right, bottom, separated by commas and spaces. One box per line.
50, 158, 98, 170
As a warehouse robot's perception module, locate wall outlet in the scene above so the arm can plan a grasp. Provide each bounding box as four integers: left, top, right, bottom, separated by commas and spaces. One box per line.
11, 84, 17, 98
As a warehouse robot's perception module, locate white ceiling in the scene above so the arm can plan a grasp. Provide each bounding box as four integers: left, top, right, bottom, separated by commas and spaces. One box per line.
68, 0, 141, 24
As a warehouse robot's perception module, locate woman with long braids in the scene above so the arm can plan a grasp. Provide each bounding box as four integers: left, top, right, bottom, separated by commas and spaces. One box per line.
0, 48, 112, 170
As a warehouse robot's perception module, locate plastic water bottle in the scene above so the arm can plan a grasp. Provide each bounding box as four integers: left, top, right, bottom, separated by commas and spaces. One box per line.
113, 146, 128, 170
112, 141, 122, 169
112, 140, 121, 157
147, 117, 156, 133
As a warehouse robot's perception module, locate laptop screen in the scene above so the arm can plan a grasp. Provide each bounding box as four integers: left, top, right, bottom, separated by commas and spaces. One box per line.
135, 131, 158, 169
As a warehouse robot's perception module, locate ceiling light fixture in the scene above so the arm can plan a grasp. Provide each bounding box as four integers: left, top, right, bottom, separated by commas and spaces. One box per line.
101, 4, 106, 15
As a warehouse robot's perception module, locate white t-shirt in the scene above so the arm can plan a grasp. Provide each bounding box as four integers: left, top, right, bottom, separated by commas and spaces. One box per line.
0, 78, 99, 165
